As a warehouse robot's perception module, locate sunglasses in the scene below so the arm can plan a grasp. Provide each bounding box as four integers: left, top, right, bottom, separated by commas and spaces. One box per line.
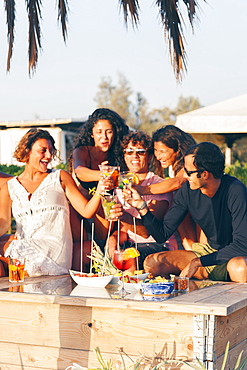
123, 148, 147, 156
184, 167, 203, 177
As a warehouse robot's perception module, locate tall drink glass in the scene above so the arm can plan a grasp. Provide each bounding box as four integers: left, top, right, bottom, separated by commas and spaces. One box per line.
112, 250, 133, 297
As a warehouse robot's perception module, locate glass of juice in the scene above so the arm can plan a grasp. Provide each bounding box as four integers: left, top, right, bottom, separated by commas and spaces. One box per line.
9, 257, 25, 283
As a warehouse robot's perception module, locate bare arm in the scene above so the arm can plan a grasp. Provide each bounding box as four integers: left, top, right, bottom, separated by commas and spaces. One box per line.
62, 170, 122, 220
137, 170, 186, 195
61, 170, 102, 219
73, 146, 101, 182
0, 183, 12, 237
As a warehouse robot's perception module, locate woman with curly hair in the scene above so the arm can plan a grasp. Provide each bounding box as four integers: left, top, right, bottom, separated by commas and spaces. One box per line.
108, 131, 178, 271
70, 108, 129, 242
0, 128, 121, 276
71, 108, 129, 198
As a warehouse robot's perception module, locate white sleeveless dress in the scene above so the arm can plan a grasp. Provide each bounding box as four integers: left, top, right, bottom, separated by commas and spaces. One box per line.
5, 169, 73, 276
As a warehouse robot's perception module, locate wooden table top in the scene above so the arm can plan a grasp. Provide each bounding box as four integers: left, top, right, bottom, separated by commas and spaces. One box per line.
0, 274, 246, 316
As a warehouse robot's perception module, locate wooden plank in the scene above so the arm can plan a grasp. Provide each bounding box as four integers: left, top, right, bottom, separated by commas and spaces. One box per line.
171, 283, 247, 316
0, 299, 194, 360
0, 276, 246, 316
215, 306, 247, 356
0, 342, 196, 370
215, 339, 247, 370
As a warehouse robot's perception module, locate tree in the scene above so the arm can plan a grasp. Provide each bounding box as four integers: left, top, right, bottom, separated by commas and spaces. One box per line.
94, 73, 201, 134
94, 73, 135, 126
4, 0, 203, 79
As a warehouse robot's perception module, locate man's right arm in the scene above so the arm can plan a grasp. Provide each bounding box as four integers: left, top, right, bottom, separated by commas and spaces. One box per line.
140, 189, 189, 244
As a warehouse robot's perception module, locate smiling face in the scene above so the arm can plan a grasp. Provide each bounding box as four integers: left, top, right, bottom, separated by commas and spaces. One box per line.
184, 154, 206, 191
124, 141, 149, 174
91, 120, 115, 152
153, 141, 177, 169
27, 138, 54, 172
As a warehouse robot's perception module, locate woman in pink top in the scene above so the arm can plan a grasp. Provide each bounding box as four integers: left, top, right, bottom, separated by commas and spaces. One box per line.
108, 131, 177, 271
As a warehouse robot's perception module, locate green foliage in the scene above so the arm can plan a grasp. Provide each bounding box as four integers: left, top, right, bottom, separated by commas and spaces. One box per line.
56, 162, 69, 171
0, 164, 24, 176
225, 161, 247, 186
94, 73, 201, 135
0, 163, 69, 176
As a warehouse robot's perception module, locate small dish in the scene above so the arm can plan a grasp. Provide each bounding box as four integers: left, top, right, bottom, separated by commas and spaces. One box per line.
141, 281, 174, 296
69, 270, 113, 288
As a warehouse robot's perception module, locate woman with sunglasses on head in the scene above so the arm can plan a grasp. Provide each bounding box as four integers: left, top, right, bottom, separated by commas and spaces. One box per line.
108, 131, 178, 271
136, 125, 206, 249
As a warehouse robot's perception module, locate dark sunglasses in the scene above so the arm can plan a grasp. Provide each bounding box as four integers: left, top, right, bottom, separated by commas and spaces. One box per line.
184, 167, 203, 177
124, 148, 147, 156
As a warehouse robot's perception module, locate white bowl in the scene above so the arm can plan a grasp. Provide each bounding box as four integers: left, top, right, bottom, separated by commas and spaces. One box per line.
69, 270, 113, 288
70, 285, 110, 298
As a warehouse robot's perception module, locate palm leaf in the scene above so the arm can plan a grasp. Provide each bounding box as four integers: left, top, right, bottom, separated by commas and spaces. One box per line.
5, 0, 16, 72
155, 0, 187, 81
182, 0, 198, 27
155, 0, 204, 81
26, 0, 42, 74
118, 0, 139, 27
57, 0, 69, 42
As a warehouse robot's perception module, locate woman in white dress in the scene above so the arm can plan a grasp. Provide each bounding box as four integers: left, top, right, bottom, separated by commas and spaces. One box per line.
0, 128, 121, 277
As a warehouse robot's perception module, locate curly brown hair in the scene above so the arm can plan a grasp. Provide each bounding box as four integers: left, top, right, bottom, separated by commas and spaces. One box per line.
122, 131, 152, 153
13, 128, 59, 163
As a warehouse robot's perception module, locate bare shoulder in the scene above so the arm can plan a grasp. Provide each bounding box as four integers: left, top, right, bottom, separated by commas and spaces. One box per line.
59, 169, 73, 182
0, 172, 13, 189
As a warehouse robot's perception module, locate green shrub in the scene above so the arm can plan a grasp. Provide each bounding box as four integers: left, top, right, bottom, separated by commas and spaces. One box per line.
0, 162, 69, 176
225, 161, 247, 186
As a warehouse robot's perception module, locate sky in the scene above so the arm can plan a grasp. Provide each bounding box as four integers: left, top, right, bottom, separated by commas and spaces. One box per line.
0, 0, 247, 122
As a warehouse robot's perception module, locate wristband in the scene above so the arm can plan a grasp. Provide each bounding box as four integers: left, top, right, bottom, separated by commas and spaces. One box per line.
136, 201, 147, 211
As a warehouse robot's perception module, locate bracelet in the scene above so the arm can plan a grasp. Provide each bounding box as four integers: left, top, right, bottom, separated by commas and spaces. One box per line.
136, 201, 147, 211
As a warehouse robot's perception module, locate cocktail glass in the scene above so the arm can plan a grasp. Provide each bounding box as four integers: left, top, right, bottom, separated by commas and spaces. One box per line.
118, 171, 137, 205
112, 250, 133, 297
99, 165, 120, 194
101, 194, 118, 221
9, 257, 25, 283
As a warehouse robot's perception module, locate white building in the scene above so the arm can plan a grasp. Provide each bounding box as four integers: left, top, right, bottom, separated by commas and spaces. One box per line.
0, 118, 85, 166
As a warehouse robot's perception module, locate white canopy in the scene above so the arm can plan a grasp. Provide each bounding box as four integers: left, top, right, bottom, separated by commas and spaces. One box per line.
175, 94, 247, 165
176, 93, 247, 133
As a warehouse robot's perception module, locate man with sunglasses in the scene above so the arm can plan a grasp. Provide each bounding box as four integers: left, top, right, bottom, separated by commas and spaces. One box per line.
127, 142, 247, 282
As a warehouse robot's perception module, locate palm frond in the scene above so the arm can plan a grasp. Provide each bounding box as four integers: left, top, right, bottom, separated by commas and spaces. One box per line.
57, 0, 69, 42
182, 0, 198, 27
155, 0, 187, 81
5, 0, 16, 72
119, 0, 139, 28
26, 0, 42, 75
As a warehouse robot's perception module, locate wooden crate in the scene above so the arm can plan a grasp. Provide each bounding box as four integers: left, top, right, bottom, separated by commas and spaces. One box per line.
0, 276, 246, 370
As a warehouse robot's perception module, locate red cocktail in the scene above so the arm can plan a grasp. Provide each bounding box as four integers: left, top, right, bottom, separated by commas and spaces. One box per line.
112, 250, 133, 297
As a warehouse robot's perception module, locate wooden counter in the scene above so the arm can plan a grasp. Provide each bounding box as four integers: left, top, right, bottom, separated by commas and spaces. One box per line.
0, 275, 246, 370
